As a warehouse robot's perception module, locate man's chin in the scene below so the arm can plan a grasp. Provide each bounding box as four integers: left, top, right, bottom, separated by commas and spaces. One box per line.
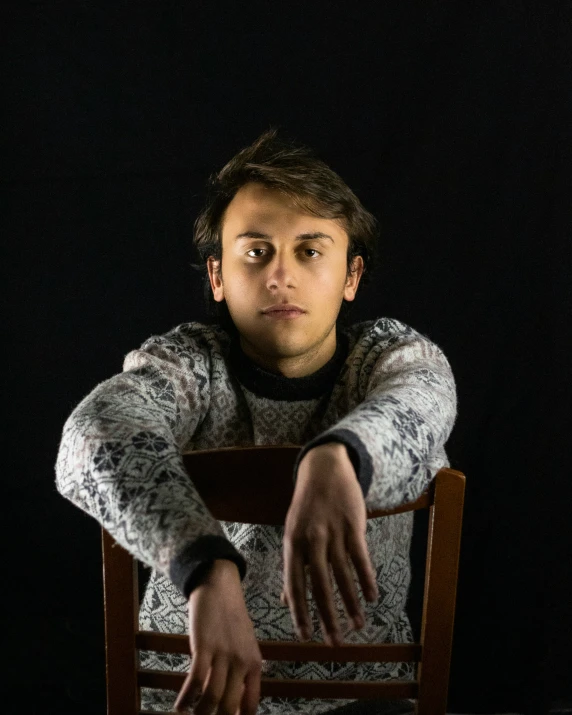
241, 333, 308, 359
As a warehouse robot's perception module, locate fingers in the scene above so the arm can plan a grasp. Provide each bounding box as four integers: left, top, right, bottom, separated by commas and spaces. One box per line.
193, 654, 229, 714
329, 540, 366, 630
284, 530, 343, 647
239, 661, 262, 715
282, 529, 379, 649
347, 528, 379, 603
307, 549, 344, 647
218, 656, 253, 715
174, 656, 210, 712
282, 537, 313, 641
175, 654, 256, 715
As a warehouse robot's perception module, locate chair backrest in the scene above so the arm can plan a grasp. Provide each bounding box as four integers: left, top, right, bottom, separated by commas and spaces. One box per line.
102, 445, 466, 715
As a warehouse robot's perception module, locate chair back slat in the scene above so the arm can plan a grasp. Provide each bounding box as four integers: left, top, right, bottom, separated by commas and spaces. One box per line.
135, 631, 422, 662
416, 468, 466, 715
138, 669, 419, 699
101, 446, 465, 714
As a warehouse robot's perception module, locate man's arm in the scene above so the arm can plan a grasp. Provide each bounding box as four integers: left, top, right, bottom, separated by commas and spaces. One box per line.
291, 319, 458, 510
54, 326, 247, 598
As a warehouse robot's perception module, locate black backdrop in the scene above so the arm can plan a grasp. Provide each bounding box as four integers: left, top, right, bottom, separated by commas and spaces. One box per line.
4, 3, 571, 714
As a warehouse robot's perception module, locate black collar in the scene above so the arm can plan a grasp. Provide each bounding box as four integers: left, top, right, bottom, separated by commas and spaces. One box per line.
227, 330, 350, 401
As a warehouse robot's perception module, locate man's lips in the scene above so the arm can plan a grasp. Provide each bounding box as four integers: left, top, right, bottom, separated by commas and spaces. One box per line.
262, 308, 305, 319
262, 304, 306, 314
266, 308, 303, 313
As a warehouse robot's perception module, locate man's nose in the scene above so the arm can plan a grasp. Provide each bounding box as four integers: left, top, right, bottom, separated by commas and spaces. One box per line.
265, 252, 297, 288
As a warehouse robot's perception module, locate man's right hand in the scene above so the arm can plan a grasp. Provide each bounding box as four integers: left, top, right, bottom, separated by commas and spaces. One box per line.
174, 559, 263, 715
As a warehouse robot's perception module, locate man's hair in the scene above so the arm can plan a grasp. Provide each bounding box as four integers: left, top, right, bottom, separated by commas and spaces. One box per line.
190, 126, 380, 335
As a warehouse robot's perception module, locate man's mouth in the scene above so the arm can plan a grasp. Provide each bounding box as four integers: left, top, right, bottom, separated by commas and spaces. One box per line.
263, 309, 305, 319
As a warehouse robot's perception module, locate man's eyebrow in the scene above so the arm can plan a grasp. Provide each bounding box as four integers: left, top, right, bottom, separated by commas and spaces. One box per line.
235, 231, 334, 243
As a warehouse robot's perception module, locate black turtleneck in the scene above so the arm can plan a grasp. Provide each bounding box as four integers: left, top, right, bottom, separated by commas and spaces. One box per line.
227, 330, 350, 401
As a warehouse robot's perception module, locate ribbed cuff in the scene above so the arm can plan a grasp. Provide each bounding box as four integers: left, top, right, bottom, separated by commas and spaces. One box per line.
169, 534, 248, 600
292, 428, 373, 498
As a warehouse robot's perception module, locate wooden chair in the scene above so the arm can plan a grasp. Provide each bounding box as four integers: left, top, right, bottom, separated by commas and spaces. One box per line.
101, 445, 465, 715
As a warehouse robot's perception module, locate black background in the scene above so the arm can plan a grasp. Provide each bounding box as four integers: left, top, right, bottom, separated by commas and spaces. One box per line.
4, 2, 571, 714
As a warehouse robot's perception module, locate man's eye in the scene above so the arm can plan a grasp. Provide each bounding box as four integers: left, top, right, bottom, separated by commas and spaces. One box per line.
246, 248, 320, 258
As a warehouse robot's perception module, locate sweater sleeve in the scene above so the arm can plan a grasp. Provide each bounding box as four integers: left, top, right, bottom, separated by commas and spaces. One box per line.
54, 326, 247, 599
291, 319, 458, 510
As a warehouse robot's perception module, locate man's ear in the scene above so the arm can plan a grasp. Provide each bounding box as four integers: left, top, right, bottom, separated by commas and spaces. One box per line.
343, 255, 364, 302
206, 256, 225, 303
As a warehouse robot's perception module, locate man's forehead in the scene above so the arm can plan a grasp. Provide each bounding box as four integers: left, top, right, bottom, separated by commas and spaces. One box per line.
234, 230, 335, 244
230, 184, 303, 215
223, 183, 347, 239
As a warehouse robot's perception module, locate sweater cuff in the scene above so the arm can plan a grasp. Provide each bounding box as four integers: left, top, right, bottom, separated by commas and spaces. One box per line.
169, 534, 248, 600
292, 428, 373, 498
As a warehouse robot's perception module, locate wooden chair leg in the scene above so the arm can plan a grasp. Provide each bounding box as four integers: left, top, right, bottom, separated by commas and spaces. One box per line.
102, 528, 140, 715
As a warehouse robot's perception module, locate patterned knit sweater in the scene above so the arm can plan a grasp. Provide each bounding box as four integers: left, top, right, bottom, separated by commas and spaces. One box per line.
54, 316, 457, 715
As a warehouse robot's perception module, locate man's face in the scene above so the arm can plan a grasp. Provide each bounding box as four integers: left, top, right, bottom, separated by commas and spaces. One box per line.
207, 181, 364, 376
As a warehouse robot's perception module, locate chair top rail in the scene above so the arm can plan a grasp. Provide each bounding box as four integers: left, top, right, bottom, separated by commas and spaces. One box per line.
181, 446, 463, 523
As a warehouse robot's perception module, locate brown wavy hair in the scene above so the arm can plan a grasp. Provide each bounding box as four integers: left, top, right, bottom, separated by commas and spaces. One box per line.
190, 125, 380, 335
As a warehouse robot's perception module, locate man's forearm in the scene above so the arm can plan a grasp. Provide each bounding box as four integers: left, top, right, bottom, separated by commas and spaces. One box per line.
189, 558, 241, 600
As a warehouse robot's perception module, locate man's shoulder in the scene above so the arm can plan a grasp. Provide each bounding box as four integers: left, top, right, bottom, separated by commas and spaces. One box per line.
139, 320, 231, 356
343, 316, 420, 351
122, 320, 233, 377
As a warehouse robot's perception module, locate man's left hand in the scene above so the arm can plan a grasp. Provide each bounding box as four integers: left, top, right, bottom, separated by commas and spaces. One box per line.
280, 442, 379, 647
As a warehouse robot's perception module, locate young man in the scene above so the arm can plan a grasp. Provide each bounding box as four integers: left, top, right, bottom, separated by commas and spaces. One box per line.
55, 128, 457, 715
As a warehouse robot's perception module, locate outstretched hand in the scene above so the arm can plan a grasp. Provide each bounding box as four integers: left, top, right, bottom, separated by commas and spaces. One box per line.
280, 442, 379, 647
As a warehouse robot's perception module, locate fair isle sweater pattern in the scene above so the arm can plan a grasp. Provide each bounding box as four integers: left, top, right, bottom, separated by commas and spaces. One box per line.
54, 317, 458, 715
